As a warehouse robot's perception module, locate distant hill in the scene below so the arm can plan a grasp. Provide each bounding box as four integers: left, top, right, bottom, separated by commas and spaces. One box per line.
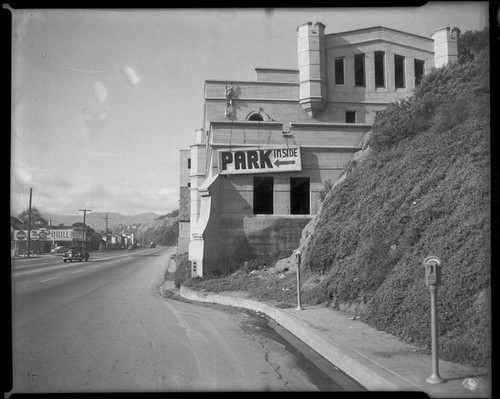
135, 210, 179, 246
46, 211, 162, 231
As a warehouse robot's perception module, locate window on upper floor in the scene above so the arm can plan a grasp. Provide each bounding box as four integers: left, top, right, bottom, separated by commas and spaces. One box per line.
335, 57, 345, 85
248, 113, 264, 121
345, 111, 356, 123
395, 55, 406, 89
354, 54, 365, 87
188, 158, 191, 169
414, 59, 425, 86
375, 51, 385, 88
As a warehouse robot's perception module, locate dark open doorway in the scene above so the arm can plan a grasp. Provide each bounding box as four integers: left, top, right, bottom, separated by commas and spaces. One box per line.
290, 177, 310, 215
253, 176, 274, 214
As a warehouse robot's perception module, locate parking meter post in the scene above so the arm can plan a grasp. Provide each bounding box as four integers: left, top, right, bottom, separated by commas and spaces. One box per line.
294, 250, 303, 311
426, 284, 444, 384
423, 256, 445, 384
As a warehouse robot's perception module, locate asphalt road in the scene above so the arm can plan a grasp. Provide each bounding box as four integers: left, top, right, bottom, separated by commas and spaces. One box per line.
9, 247, 347, 393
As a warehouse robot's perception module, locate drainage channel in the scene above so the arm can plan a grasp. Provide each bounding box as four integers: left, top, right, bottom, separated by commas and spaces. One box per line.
267, 318, 366, 391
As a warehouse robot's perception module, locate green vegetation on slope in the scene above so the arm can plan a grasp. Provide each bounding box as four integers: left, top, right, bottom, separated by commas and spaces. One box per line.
303, 46, 490, 367
136, 210, 179, 246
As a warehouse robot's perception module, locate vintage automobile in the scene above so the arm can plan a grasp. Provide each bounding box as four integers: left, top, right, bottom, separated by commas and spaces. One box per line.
51, 245, 69, 255
62, 245, 90, 262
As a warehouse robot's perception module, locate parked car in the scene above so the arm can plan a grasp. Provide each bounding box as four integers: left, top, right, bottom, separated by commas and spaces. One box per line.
62, 245, 89, 262
150, 242, 156, 248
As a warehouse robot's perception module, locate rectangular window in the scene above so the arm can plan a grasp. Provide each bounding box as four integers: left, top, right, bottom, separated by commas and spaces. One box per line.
335, 57, 344, 85
395, 55, 406, 89
414, 59, 425, 86
290, 178, 310, 215
375, 51, 385, 88
187, 158, 191, 169
345, 111, 356, 123
253, 177, 273, 214
354, 54, 365, 87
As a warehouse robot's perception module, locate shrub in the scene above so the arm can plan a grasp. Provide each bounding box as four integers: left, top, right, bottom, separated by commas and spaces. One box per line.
173, 253, 191, 288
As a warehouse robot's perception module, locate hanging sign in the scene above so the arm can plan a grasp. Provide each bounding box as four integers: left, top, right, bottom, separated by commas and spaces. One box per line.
219, 146, 302, 175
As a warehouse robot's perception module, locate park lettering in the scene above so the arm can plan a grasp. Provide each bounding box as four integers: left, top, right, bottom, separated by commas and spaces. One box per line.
221, 147, 300, 173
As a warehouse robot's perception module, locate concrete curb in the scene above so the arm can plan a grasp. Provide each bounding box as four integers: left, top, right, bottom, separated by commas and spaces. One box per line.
180, 285, 422, 391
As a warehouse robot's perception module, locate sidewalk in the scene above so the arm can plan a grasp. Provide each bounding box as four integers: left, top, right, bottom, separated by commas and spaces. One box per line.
179, 285, 491, 397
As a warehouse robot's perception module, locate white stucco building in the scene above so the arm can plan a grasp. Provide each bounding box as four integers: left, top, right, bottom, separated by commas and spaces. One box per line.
178, 22, 460, 277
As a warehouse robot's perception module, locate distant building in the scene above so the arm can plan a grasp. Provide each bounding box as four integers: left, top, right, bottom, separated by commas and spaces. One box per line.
179, 21, 460, 277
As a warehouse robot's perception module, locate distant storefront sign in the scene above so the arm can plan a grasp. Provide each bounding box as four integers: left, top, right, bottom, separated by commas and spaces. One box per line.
219, 146, 302, 175
13, 229, 74, 241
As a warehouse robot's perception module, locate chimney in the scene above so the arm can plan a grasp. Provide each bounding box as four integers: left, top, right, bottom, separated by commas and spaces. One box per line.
297, 21, 327, 117
432, 27, 461, 68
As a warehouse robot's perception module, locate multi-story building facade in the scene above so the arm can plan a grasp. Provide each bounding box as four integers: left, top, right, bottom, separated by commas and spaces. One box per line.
179, 21, 460, 277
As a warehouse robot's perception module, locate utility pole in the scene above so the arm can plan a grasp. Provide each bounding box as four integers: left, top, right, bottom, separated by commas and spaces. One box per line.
102, 213, 111, 251
27, 187, 32, 258
78, 209, 91, 247
49, 217, 55, 248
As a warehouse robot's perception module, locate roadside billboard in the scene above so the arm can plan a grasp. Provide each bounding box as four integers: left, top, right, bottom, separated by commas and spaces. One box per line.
13, 229, 74, 241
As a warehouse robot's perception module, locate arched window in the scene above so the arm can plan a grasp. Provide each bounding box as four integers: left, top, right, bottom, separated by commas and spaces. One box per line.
248, 113, 264, 121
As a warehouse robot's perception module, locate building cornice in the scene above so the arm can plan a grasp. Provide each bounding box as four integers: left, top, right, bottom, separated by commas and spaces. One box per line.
326, 26, 434, 42
255, 68, 299, 74
210, 120, 284, 128
205, 97, 298, 103
289, 122, 372, 129
205, 79, 299, 87
326, 38, 434, 54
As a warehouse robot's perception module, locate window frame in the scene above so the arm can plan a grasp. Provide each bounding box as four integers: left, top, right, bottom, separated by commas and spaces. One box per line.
248, 113, 264, 121
354, 53, 366, 87
394, 54, 406, 89
374, 51, 385, 89
345, 111, 356, 123
414, 59, 425, 86
335, 57, 345, 85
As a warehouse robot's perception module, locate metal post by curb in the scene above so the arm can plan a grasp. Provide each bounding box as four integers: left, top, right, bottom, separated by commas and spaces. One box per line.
423, 255, 445, 384
294, 250, 303, 311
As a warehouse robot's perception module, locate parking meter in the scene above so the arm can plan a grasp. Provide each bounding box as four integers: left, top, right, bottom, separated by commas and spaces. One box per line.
422, 255, 444, 384
293, 250, 303, 310
423, 256, 441, 288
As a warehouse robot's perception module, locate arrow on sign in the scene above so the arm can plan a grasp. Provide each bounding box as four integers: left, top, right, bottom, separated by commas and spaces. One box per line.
274, 159, 296, 167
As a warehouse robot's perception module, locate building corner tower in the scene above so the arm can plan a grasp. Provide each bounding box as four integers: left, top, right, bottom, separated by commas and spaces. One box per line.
297, 21, 327, 118
432, 26, 461, 68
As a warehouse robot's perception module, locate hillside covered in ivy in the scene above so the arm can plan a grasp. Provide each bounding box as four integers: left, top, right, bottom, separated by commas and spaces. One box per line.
302, 30, 490, 367
136, 210, 179, 246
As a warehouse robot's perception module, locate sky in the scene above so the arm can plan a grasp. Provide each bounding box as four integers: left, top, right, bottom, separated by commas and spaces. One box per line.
9, 3, 489, 217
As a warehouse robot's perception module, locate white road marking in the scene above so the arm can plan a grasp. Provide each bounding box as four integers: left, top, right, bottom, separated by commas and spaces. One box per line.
40, 276, 59, 283
73, 269, 85, 274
